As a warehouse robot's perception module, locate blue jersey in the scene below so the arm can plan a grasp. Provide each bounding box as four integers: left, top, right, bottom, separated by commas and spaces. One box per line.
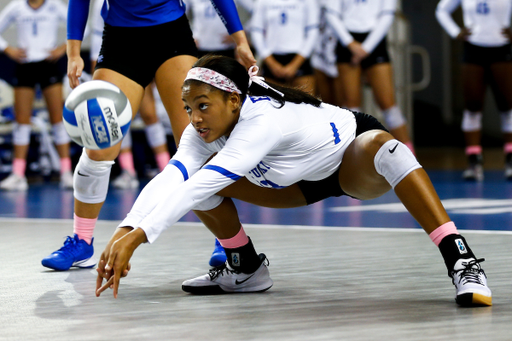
68, 0, 243, 40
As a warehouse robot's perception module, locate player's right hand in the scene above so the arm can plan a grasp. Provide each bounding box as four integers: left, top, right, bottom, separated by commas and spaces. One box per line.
67, 55, 84, 89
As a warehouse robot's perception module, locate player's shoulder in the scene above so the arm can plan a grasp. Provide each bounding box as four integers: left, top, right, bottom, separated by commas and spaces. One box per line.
3, 0, 24, 12
240, 95, 280, 119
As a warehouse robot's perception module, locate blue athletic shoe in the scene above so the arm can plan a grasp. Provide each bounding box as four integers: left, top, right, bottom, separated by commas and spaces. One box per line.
41, 234, 96, 271
209, 238, 227, 267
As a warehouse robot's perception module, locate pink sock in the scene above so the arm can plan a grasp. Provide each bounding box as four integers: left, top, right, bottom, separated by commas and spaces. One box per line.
465, 145, 482, 155
12, 158, 26, 177
429, 221, 459, 246
118, 152, 136, 176
155, 151, 170, 171
404, 141, 415, 155
73, 213, 97, 245
504, 143, 512, 154
60, 157, 72, 174
218, 225, 249, 249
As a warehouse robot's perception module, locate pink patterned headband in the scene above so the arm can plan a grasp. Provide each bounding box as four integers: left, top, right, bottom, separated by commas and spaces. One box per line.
185, 67, 242, 94
185, 65, 284, 97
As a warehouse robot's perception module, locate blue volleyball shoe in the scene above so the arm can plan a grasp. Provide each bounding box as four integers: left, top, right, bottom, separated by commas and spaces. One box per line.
209, 238, 227, 267
41, 234, 96, 271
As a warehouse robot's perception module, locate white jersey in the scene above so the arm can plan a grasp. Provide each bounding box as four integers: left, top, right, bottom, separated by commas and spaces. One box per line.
311, 1, 338, 78
121, 97, 357, 243
325, 0, 396, 53
250, 0, 320, 59
90, 0, 104, 61
186, 0, 236, 51
436, 0, 512, 47
0, 0, 67, 63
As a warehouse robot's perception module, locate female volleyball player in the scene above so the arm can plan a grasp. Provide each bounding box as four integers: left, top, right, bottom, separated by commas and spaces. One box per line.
95, 55, 492, 307
41, 0, 256, 271
0, 0, 73, 191
436, 0, 512, 181
250, 0, 320, 94
325, 0, 414, 152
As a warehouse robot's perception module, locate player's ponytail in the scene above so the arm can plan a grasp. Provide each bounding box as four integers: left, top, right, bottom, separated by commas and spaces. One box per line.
188, 55, 322, 108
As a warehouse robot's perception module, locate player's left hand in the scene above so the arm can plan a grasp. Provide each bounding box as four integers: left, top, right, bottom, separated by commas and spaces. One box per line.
96, 227, 146, 298
231, 31, 257, 69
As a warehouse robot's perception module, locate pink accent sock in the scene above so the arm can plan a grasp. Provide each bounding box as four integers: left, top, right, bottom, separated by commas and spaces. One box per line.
504, 143, 512, 154
404, 141, 415, 155
155, 151, 170, 171
429, 221, 459, 247
465, 145, 482, 155
73, 213, 97, 245
218, 225, 249, 249
60, 157, 72, 174
12, 158, 26, 177
118, 152, 136, 175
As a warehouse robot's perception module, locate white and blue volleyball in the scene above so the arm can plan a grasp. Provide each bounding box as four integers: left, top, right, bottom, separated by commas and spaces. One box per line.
63, 80, 132, 150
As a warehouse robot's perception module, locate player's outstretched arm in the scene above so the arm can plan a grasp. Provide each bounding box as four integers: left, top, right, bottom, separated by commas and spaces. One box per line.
67, 40, 84, 89
96, 227, 148, 298
231, 30, 256, 69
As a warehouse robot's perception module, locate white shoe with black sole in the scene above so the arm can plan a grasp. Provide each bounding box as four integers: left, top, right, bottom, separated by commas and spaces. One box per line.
451, 258, 492, 306
182, 254, 273, 295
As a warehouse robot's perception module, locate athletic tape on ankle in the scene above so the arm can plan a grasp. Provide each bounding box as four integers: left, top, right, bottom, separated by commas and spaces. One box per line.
429, 221, 458, 246
73, 213, 96, 245
382, 105, 406, 130
219, 225, 249, 249
155, 152, 170, 171
373, 139, 422, 188
12, 158, 26, 176
465, 145, 482, 155
118, 152, 136, 175
505, 143, 512, 154
145, 122, 167, 148
12, 123, 31, 145
73, 150, 114, 204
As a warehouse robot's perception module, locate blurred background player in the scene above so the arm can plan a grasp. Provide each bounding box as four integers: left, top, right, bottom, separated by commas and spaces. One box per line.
41, 0, 256, 271
250, 0, 320, 94
436, 0, 512, 181
90, 0, 170, 189
325, 0, 414, 152
311, 0, 343, 107
0, 0, 73, 191
186, 0, 236, 59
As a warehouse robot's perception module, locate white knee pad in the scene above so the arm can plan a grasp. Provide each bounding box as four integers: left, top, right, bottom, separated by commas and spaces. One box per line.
382, 105, 406, 130
501, 110, 512, 133
74, 149, 115, 204
374, 139, 422, 188
145, 122, 167, 148
192, 195, 224, 212
461, 110, 482, 132
51, 122, 70, 145
121, 130, 132, 149
12, 123, 31, 146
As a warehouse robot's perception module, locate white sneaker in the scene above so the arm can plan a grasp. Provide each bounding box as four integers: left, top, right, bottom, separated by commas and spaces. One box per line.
59, 171, 74, 189
112, 170, 139, 189
0, 173, 28, 191
451, 258, 492, 306
182, 254, 273, 294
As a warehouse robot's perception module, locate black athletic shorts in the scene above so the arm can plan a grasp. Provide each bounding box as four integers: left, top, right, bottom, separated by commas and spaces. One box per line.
336, 32, 391, 69
96, 14, 198, 88
297, 111, 388, 205
463, 42, 512, 67
13, 60, 64, 89
261, 53, 314, 82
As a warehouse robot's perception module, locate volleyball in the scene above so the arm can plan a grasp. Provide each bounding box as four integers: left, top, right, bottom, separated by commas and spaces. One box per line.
62, 80, 132, 150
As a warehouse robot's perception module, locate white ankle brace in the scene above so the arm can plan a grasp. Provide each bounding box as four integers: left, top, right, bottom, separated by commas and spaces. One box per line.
74, 150, 115, 204
374, 139, 422, 188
